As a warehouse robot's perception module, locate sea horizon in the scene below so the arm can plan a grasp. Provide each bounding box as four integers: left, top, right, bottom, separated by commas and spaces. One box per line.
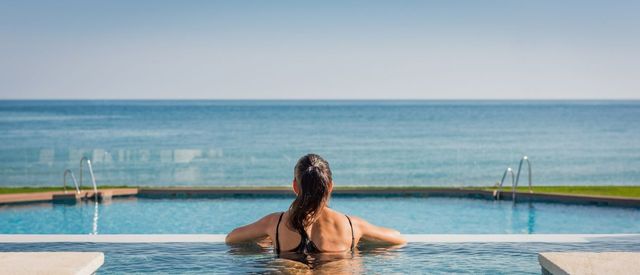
1, 100, 639, 187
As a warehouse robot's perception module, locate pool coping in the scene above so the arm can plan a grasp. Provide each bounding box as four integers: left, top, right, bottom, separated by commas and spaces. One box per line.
0, 188, 138, 204
539, 252, 640, 275
138, 187, 640, 207
0, 252, 104, 275
1, 187, 639, 208
1, 234, 638, 243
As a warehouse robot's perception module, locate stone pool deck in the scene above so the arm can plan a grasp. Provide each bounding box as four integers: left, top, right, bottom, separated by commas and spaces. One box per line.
539, 252, 640, 275
1, 187, 639, 207
0, 252, 104, 275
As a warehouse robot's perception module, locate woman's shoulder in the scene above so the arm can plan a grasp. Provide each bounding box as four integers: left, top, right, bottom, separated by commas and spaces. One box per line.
324, 208, 356, 218
254, 212, 285, 228
324, 208, 365, 225
268, 211, 285, 221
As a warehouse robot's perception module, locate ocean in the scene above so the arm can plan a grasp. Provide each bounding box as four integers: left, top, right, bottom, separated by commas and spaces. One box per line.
0, 100, 638, 187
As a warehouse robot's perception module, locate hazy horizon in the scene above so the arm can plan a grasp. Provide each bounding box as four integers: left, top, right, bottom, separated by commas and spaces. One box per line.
2, 1, 638, 100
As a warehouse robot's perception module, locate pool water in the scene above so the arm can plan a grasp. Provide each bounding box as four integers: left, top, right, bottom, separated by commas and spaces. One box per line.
1, 196, 639, 234
1, 241, 639, 274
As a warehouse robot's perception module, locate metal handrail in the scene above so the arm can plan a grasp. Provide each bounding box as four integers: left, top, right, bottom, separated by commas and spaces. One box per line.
79, 157, 98, 200
495, 155, 533, 202
63, 169, 80, 194
514, 156, 533, 194
495, 167, 515, 200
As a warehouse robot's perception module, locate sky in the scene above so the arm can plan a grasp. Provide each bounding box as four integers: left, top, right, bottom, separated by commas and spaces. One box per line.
1, 0, 639, 99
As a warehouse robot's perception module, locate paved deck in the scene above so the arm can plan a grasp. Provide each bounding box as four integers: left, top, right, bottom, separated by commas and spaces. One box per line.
539, 252, 640, 275
0, 188, 138, 204
0, 252, 104, 275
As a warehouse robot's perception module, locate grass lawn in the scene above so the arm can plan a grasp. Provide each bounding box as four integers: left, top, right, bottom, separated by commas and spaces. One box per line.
492, 186, 640, 198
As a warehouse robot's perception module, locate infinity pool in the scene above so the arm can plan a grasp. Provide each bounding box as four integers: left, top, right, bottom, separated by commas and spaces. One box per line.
1, 196, 639, 234
2, 241, 639, 274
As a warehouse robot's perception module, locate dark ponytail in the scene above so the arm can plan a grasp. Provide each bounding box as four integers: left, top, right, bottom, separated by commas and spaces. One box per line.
288, 154, 332, 235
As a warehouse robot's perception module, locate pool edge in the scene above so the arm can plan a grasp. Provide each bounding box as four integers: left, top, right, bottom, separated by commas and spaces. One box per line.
1, 187, 639, 208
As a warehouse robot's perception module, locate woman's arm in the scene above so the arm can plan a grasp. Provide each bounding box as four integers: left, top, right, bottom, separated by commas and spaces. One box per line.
351, 216, 406, 245
225, 213, 278, 244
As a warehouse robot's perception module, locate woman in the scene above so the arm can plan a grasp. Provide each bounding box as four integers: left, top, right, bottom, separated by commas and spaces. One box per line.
225, 154, 406, 255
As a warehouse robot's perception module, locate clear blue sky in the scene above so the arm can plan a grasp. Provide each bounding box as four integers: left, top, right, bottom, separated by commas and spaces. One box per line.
1, 0, 638, 99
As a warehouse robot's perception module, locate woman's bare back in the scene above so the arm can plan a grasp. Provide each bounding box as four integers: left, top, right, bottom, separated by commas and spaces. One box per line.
273, 208, 355, 253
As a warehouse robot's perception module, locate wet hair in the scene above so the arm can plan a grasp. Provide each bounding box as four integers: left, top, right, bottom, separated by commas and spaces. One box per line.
288, 153, 333, 235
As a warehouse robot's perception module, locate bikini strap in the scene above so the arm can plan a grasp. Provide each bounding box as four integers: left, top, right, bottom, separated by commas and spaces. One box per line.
275, 212, 284, 254
345, 215, 355, 251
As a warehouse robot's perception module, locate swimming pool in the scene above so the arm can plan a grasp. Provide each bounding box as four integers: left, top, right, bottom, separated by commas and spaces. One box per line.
3, 195, 639, 273
1, 195, 639, 234
1, 239, 639, 274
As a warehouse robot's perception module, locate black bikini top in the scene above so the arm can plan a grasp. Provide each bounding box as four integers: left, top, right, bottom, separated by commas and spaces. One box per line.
275, 212, 355, 254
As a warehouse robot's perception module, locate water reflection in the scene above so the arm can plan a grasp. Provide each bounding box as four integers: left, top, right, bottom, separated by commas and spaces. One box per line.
38, 148, 54, 165
226, 242, 406, 274
227, 244, 361, 274
526, 202, 536, 234
226, 241, 272, 256
11, 148, 226, 186
91, 200, 99, 235
268, 255, 364, 275
60, 148, 224, 163
506, 201, 537, 234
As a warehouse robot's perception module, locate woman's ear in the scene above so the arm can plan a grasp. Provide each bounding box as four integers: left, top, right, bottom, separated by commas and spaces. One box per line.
328, 181, 333, 192
292, 179, 299, 195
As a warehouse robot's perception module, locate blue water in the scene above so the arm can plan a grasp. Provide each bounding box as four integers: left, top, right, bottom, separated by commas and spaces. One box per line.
1, 196, 639, 234
1, 100, 640, 187
2, 241, 640, 274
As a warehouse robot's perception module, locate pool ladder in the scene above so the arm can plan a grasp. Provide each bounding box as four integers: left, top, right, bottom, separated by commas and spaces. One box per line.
63, 169, 80, 194
61, 157, 99, 201
494, 156, 532, 202
60, 157, 100, 234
